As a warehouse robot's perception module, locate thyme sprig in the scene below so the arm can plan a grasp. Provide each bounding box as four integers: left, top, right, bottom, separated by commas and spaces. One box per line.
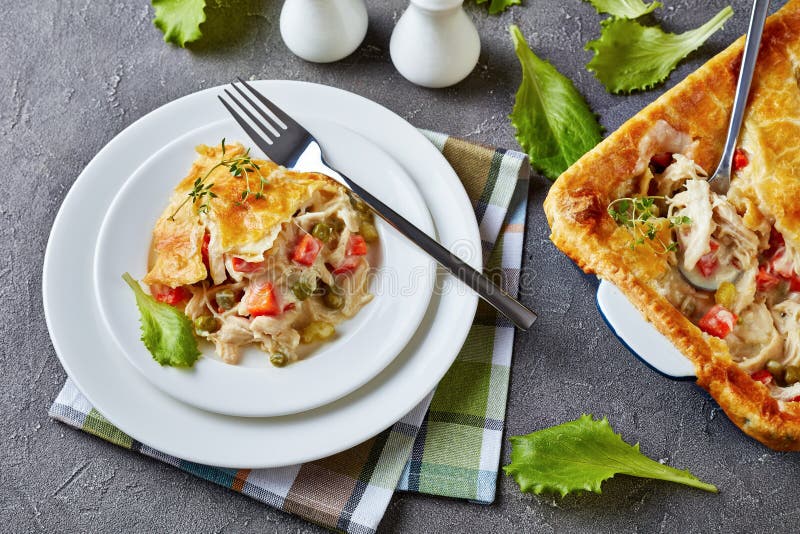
169, 139, 268, 220
608, 196, 691, 254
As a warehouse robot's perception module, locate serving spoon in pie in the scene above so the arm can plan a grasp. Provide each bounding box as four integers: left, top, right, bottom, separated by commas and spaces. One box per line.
678, 0, 770, 291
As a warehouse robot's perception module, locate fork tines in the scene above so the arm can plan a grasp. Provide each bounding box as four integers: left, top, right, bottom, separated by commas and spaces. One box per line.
218, 78, 311, 165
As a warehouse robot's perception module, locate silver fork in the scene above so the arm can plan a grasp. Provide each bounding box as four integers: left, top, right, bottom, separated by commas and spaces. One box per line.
677, 0, 769, 291
219, 78, 537, 330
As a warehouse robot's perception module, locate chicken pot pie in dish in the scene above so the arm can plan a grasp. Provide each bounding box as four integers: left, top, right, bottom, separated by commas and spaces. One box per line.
545, 0, 800, 450
144, 141, 378, 367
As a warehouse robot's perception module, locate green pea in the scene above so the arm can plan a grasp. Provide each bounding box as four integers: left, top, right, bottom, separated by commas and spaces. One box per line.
270, 352, 287, 367
766, 360, 784, 382
360, 221, 378, 243
215, 289, 236, 310
194, 315, 220, 334
349, 194, 370, 214
292, 279, 316, 301
358, 209, 375, 225
321, 284, 344, 310
785, 365, 800, 385
311, 222, 332, 243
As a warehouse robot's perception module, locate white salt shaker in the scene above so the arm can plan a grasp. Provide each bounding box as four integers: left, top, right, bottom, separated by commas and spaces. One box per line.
280, 0, 368, 63
389, 0, 480, 88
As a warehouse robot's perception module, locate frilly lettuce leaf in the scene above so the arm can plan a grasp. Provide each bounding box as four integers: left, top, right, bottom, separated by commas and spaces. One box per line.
509, 25, 603, 181
504, 415, 718, 497
586, 6, 734, 93
471, 0, 522, 15
584, 0, 661, 18
122, 273, 200, 367
152, 0, 207, 48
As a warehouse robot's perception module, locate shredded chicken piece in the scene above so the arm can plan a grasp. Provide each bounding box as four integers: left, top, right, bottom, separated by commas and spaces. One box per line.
184, 288, 209, 321
328, 227, 352, 268
211, 316, 254, 364
669, 180, 715, 270
339, 262, 374, 317
732, 266, 757, 315
294, 197, 350, 227
772, 297, 800, 368
633, 120, 697, 177
787, 239, 800, 274
206, 223, 227, 285
770, 383, 800, 401
251, 314, 301, 360
655, 154, 708, 197
727, 302, 783, 373
712, 197, 760, 271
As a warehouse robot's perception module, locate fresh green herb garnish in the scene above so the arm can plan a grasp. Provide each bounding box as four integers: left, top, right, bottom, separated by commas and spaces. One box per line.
504, 415, 718, 497
586, 6, 734, 93
169, 139, 268, 220
152, 0, 207, 48
608, 196, 690, 253
227, 146, 268, 202
186, 176, 218, 217
509, 25, 603, 181
122, 273, 200, 368
470, 0, 521, 15
583, 0, 661, 18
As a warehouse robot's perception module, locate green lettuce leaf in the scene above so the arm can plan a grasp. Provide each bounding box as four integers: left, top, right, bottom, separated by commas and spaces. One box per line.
471, 0, 522, 15
504, 415, 718, 496
584, 0, 661, 18
122, 273, 200, 367
509, 25, 603, 181
586, 6, 734, 93
152, 0, 207, 47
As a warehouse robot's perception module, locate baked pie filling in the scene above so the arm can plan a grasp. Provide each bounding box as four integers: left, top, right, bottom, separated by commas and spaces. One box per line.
609, 125, 800, 402
144, 143, 377, 366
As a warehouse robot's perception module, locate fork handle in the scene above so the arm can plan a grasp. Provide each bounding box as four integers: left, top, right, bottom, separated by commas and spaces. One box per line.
322, 164, 537, 331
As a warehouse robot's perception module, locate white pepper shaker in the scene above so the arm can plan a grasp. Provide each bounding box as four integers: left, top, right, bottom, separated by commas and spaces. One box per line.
280, 0, 368, 63
389, 0, 480, 88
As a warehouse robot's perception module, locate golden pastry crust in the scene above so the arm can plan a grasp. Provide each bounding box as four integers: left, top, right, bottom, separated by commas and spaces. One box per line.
144, 142, 341, 287
544, 0, 800, 450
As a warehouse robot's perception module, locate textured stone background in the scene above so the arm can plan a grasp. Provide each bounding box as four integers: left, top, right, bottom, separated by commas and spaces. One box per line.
2, 0, 797, 532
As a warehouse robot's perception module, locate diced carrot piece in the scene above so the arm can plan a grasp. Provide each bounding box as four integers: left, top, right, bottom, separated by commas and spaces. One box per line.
201, 232, 210, 268
751, 369, 773, 385
150, 285, 191, 306
232, 257, 265, 273
346, 234, 367, 256
292, 234, 322, 266
733, 148, 749, 171
332, 256, 362, 275
698, 305, 737, 338
756, 266, 781, 292
247, 281, 281, 317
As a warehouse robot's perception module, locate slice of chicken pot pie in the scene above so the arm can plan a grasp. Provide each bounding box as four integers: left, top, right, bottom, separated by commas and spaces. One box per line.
143, 141, 377, 366
544, 0, 800, 450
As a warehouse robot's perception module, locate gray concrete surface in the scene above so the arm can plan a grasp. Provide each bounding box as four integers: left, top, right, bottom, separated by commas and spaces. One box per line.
2, 0, 796, 532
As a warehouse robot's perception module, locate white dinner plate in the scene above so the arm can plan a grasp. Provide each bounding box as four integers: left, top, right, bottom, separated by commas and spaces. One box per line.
94, 118, 435, 417
42, 80, 481, 468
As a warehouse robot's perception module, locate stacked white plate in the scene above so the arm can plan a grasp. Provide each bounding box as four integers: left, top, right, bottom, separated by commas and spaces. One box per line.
43, 81, 481, 468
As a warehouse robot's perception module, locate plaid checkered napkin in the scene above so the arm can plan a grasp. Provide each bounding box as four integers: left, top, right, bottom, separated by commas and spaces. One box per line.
49, 130, 530, 533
